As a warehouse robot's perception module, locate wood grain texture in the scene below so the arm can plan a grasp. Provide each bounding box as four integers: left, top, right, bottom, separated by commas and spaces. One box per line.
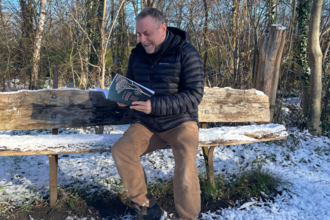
0, 90, 138, 130
254, 25, 286, 119
0, 88, 271, 130
198, 87, 270, 122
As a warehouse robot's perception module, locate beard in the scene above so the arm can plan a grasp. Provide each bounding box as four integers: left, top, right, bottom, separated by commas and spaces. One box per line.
142, 41, 155, 54
144, 46, 155, 54
142, 41, 162, 54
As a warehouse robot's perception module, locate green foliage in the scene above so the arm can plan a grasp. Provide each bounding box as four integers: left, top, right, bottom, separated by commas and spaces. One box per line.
200, 162, 287, 202
296, 0, 311, 81
233, 163, 287, 199
147, 163, 288, 205
148, 178, 174, 198
105, 46, 134, 68
322, 115, 330, 137
199, 173, 226, 202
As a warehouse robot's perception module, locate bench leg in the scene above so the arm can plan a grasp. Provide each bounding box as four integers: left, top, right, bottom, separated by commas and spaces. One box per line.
202, 146, 216, 187
48, 155, 58, 207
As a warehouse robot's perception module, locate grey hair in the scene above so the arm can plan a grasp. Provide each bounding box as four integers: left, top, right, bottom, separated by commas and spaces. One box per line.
136, 7, 165, 27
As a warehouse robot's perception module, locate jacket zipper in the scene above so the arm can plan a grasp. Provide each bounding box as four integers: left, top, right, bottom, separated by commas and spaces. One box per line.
145, 55, 165, 89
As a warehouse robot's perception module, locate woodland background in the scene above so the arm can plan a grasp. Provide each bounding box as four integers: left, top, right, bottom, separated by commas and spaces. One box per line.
0, 0, 329, 135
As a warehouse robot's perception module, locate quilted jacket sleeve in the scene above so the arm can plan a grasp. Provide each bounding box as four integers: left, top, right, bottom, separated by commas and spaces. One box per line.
150, 44, 204, 116
125, 54, 135, 81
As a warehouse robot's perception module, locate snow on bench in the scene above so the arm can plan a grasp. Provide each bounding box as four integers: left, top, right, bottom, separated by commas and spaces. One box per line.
0, 124, 287, 156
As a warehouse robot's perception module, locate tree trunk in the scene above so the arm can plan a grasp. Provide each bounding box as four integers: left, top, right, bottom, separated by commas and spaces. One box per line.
31, 0, 47, 90
126, 24, 130, 59
110, 0, 115, 68
254, 25, 287, 121
117, 0, 126, 67
87, 0, 99, 72
322, 79, 330, 134
297, 0, 311, 117
268, 0, 277, 25
98, 0, 107, 89
287, 0, 296, 56
250, 0, 259, 87
323, 40, 330, 74
0, 0, 11, 91
146, 0, 155, 7
202, 0, 209, 78
19, 0, 34, 87
307, 0, 323, 135
232, 0, 238, 49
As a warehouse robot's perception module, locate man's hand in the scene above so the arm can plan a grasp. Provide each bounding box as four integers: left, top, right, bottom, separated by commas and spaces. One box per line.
117, 102, 128, 107
130, 100, 152, 114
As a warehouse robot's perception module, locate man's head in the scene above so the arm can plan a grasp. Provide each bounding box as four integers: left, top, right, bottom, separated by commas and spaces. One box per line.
136, 8, 167, 54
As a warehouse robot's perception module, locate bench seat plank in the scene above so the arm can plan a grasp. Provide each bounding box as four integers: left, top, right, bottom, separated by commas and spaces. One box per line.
0, 124, 288, 156
198, 124, 287, 146
0, 134, 122, 156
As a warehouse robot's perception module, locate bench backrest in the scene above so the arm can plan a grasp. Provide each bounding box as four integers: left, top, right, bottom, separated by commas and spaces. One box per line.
0, 88, 270, 131
199, 88, 269, 123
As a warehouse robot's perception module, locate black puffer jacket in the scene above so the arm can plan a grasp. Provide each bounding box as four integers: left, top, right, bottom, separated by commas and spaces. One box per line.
126, 27, 204, 132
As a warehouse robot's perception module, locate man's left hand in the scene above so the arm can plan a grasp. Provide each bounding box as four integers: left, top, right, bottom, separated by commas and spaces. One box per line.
130, 100, 152, 114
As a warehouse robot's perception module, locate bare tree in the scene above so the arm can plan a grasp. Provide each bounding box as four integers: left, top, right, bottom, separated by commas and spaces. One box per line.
31, 0, 47, 90
307, 0, 324, 135
254, 25, 287, 120
98, 0, 107, 89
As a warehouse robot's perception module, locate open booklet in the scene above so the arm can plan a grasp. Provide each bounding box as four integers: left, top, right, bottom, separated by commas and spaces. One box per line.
96, 74, 155, 106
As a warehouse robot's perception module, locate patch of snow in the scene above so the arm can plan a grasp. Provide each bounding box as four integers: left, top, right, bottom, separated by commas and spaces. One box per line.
271, 24, 287, 30
0, 134, 122, 153
255, 90, 266, 96
0, 124, 287, 152
270, 24, 287, 30
199, 124, 287, 143
238, 201, 257, 210
222, 87, 267, 96
1, 125, 330, 220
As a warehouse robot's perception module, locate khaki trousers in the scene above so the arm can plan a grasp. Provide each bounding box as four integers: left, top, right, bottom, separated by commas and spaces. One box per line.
111, 121, 201, 219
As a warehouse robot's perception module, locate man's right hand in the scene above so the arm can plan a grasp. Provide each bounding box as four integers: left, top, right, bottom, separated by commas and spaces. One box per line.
117, 102, 128, 107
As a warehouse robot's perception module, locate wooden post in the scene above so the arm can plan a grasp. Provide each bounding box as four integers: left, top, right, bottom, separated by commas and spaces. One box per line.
48, 155, 58, 207
253, 25, 286, 121
201, 122, 215, 187
49, 67, 59, 207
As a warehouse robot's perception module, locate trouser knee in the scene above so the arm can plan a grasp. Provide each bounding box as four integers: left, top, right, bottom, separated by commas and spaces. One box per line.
111, 137, 130, 161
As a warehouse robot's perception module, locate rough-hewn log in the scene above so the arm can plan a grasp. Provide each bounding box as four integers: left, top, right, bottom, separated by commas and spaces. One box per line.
198, 87, 270, 122
0, 88, 270, 130
0, 89, 138, 130
253, 25, 287, 121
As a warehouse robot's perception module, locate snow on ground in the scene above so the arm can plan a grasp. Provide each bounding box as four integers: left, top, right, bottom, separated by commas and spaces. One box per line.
0, 125, 330, 220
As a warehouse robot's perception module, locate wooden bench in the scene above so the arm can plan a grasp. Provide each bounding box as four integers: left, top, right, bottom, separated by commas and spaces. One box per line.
0, 87, 287, 207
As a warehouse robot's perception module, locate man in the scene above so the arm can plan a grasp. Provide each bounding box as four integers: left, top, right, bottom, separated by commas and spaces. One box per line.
111, 7, 204, 220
